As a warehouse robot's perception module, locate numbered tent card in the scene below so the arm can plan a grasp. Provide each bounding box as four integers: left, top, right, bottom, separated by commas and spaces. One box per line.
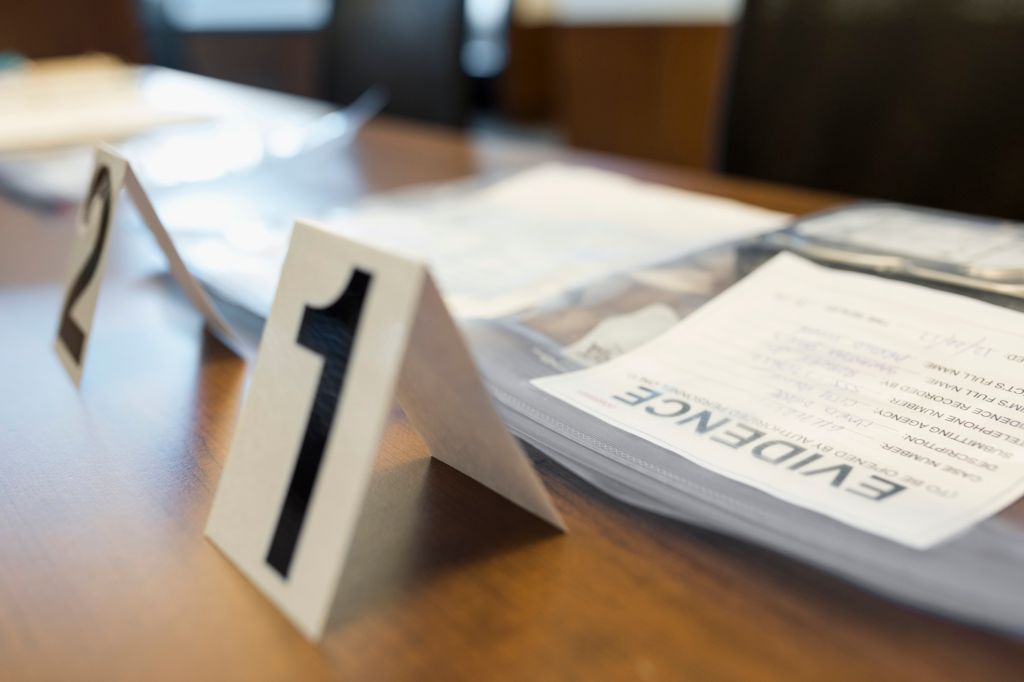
535, 253, 1024, 549
54, 148, 128, 384
55, 146, 245, 384
206, 221, 562, 641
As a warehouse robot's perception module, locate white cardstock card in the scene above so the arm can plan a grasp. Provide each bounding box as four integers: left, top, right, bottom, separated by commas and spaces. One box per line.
535, 253, 1024, 549
205, 221, 564, 640
54, 146, 246, 384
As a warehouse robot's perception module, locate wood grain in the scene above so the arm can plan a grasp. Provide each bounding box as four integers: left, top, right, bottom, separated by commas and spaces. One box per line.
0, 115, 1021, 681
554, 25, 731, 169
0, 0, 144, 62
500, 24, 732, 169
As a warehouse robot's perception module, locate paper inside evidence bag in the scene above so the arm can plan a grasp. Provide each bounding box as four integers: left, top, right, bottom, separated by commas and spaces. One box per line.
534, 252, 1024, 550
167, 164, 792, 320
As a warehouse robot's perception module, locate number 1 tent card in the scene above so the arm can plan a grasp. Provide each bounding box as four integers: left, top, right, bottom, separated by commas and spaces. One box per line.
206, 221, 564, 641
55, 145, 247, 385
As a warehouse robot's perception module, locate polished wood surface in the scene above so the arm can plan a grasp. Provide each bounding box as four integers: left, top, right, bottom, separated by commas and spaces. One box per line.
2, 117, 1023, 681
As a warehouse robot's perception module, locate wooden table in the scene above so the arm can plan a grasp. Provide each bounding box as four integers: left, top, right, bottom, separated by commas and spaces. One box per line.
2, 116, 1023, 681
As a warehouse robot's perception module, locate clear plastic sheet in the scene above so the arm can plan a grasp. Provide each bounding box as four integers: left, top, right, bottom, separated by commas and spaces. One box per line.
463, 215, 1024, 636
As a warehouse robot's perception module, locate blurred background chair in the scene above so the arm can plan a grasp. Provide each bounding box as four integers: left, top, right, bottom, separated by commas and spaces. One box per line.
716, 0, 1024, 220
321, 0, 469, 126
138, 0, 332, 97
140, 0, 472, 126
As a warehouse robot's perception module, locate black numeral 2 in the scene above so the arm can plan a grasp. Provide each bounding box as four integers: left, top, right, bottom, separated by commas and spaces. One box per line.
266, 269, 373, 578
58, 165, 113, 365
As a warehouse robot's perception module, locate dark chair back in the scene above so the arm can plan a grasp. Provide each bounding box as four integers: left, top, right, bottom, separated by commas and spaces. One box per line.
322, 0, 467, 127
717, 0, 1024, 219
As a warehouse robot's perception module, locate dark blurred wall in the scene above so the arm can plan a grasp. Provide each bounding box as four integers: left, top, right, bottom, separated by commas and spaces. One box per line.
169, 32, 324, 98
500, 22, 731, 169
0, 0, 145, 60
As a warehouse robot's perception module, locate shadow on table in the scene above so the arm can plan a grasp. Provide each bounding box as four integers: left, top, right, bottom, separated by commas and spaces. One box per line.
326, 449, 561, 632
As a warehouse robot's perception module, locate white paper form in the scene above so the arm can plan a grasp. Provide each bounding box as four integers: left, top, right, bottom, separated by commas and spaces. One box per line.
173, 164, 791, 320
339, 165, 791, 318
534, 253, 1024, 548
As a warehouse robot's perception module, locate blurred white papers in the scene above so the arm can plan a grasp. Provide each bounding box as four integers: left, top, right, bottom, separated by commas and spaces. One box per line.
0, 55, 207, 154
177, 164, 790, 319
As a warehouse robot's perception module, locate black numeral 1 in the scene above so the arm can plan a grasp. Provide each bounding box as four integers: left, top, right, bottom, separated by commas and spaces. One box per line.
58, 166, 113, 365
266, 269, 373, 578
